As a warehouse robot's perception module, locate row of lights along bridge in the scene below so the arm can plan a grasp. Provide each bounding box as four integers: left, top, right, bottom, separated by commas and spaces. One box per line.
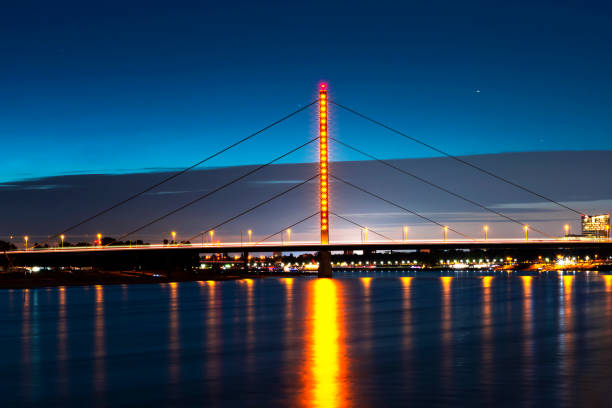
15, 223, 612, 251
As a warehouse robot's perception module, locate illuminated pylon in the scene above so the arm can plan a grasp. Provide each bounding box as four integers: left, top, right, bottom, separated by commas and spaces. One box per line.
319, 83, 329, 245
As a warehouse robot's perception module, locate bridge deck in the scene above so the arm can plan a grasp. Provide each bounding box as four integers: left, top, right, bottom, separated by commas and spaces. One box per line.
6, 239, 612, 256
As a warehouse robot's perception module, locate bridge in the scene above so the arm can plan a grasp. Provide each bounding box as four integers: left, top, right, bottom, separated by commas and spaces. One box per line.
3, 83, 611, 277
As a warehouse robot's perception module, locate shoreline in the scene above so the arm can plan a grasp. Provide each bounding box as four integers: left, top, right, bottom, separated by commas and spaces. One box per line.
0, 269, 311, 289
1, 265, 611, 289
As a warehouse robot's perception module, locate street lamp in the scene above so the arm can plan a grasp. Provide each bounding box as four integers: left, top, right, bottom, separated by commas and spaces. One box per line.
403, 226, 408, 241
564, 224, 570, 239
287, 228, 291, 243
24, 235, 29, 251
60, 234, 65, 248
248, 229, 252, 243
524, 225, 529, 242
443, 226, 448, 242
209, 230, 214, 245
364, 227, 368, 243
484, 225, 489, 241
97, 233, 102, 247
171, 231, 176, 245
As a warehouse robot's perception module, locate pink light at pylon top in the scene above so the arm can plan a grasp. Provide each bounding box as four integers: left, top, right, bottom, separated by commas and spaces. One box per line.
320, 83, 327, 89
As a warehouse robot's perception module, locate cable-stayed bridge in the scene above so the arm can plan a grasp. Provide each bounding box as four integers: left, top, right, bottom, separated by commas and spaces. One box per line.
3, 83, 611, 277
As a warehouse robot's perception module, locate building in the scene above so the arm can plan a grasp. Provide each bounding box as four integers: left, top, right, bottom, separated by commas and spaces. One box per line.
581, 214, 610, 238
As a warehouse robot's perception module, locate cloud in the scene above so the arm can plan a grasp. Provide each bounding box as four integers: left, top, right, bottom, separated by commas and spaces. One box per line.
0, 183, 69, 191
1, 151, 611, 242
250, 180, 311, 185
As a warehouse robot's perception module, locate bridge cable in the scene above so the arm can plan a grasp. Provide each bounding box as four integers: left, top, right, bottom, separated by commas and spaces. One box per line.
330, 174, 475, 241
184, 175, 319, 244
255, 212, 321, 244
41, 100, 319, 248
112, 138, 319, 243
330, 212, 396, 242
329, 100, 582, 215
330, 137, 552, 238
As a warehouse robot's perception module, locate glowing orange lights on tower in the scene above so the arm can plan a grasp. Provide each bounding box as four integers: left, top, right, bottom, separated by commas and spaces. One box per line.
319, 83, 329, 244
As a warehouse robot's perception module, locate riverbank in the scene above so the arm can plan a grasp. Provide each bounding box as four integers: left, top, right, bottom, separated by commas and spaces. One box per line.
3, 263, 611, 289
0, 269, 312, 289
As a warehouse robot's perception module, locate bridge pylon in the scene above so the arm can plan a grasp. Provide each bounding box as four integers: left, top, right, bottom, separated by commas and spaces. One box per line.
318, 83, 332, 278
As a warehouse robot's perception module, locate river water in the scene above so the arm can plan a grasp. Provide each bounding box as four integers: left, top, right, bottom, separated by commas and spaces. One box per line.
2, 271, 612, 407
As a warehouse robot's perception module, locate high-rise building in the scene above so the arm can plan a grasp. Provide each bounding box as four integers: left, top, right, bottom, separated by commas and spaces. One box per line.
581, 214, 610, 238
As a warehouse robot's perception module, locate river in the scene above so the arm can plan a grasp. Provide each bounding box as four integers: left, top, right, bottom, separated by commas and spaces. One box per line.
1, 271, 611, 407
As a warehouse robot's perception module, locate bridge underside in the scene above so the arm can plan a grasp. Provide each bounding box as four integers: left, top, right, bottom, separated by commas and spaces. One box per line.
4, 241, 612, 270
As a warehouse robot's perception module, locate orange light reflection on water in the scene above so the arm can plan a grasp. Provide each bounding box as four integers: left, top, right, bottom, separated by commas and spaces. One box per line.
168, 282, 180, 387
94, 285, 106, 401
204, 279, 221, 398
604, 275, 612, 293
244, 279, 255, 373
520, 276, 534, 398
400, 277, 413, 350
481, 276, 493, 402
440, 277, 453, 393
57, 287, 67, 395
560, 275, 575, 393
283, 278, 294, 320
302, 279, 347, 408
400, 277, 413, 385
440, 277, 453, 337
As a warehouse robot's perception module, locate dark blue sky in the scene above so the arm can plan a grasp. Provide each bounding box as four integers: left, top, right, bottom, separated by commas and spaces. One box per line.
2, 0, 612, 182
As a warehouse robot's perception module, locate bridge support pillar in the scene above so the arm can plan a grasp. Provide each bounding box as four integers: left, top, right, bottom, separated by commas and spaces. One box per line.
242, 251, 249, 272
318, 250, 332, 278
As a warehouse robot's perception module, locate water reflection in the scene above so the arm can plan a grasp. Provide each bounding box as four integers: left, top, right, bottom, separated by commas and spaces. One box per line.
21, 289, 31, 402
400, 277, 413, 388
94, 285, 106, 401
283, 278, 294, 321
282, 278, 295, 345
282, 278, 299, 395
559, 275, 575, 402
204, 281, 221, 399
361, 277, 373, 355
520, 276, 534, 401
168, 283, 180, 389
244, 279, 255, 373
440, 277, 453, 392
302, 279, 347, 408
57, 287, 68, 396
10, 273, 612, 406
605, 275, 612, 321
604, 275, 612, 293
481, 276, 493, 399
400, 277, 413, 350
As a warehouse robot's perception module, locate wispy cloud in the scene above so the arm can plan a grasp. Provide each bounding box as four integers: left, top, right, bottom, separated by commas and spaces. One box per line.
250, 180, 314, 185
0, 183, 69, 191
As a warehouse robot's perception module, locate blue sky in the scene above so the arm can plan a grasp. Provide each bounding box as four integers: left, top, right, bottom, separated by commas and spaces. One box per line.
2, 0, 612, 182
